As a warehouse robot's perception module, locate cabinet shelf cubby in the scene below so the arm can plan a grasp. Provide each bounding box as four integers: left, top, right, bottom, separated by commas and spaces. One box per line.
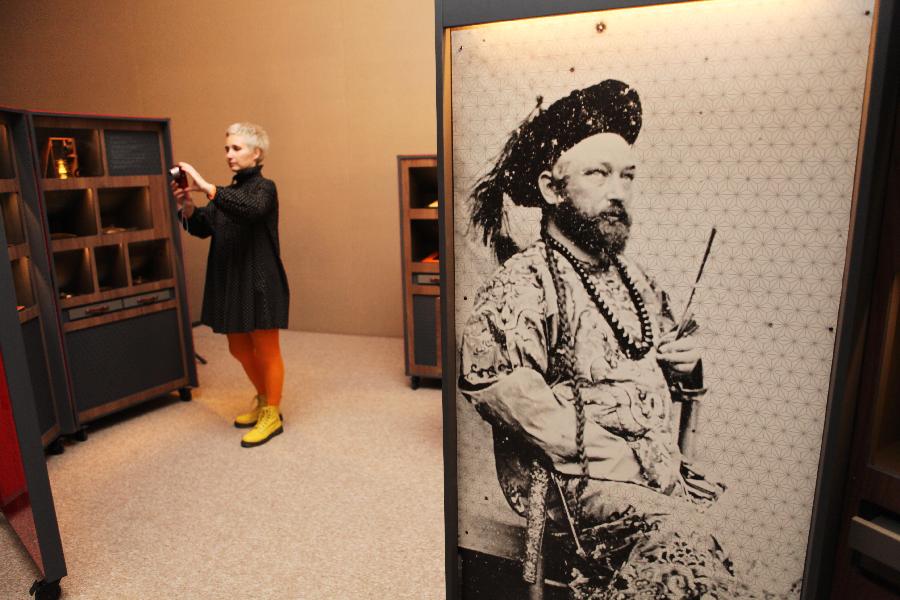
98, 186, 153, 234
408, 166, 438, 209
34, 126, 103, 179
410, 219, 440, 264
10, 256, 35, 309
0, 124, 15, 179
94, 244, 129, 292
128, 239, 171, 285
45, 189, 97, 239
871, 278, 899, 476
1, 192, 25, 245
53, 248, 94, 298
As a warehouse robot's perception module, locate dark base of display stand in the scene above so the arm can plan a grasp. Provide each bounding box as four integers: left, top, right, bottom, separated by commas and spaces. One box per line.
30, 579, 61, 600
409, 376, 442, 390
45, 438, 64, 455
178, 387, 192, 401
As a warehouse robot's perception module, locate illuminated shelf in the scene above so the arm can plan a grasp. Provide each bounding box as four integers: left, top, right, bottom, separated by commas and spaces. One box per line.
1, 191, 25, 245
34, 126, 103, 178
10, 256, 35, 307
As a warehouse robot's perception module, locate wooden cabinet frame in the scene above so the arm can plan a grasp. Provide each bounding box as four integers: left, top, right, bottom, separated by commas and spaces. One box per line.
398, 155, 442, 387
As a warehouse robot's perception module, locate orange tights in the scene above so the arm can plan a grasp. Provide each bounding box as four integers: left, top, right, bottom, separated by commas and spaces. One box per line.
225, 329, 284, 406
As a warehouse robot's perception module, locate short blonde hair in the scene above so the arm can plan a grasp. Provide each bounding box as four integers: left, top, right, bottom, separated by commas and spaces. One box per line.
225, 122, 269, 163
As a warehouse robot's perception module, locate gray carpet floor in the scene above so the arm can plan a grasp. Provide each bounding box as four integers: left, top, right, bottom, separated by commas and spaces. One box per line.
0, 327, 445, 599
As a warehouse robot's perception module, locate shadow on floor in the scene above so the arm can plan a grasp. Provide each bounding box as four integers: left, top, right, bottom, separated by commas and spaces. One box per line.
46, 392, 185, 455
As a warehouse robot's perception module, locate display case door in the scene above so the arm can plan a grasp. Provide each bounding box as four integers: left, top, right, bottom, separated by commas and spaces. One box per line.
0, 108, 67, 594
830, 93, 900, 599
0, 351, 44, 571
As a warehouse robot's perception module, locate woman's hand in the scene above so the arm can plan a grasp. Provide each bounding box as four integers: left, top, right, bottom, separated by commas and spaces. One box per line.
178, 162, 215, 198
656, 328, 701, 375
170, 179, 196, 218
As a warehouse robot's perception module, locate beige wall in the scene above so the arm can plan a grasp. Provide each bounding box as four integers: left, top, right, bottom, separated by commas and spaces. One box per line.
0, 0, 436, 337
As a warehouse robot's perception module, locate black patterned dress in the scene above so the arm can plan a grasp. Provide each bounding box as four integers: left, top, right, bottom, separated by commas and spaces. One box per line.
180, 165, 290, 333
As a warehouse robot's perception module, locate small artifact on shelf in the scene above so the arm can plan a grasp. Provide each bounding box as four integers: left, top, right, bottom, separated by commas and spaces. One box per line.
102, 226, 129, 234
428, 200, 438, 208
17, 305, 25, 312
50, 232, 77, 240
42, 137, 79, 179
59, 291, 73, 300
422, 251, 439, 263
133, 275, 145, 285
413, 273, 440, 285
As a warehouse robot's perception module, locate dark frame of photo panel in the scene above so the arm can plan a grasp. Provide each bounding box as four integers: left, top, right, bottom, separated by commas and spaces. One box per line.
435, 1, 899, 599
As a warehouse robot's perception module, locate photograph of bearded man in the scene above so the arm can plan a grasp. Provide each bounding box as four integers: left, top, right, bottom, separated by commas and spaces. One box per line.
458, 80, 796, 599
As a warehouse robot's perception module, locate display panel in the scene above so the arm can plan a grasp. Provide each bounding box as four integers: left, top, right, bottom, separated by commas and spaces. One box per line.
0, 110, 56, 586
450, 1, 876, 597
104, 130, 162, 176
0, 352, 42, 573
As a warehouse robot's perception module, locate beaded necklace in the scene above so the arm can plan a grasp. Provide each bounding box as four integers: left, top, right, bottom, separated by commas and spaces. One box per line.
543, 234, 654, 360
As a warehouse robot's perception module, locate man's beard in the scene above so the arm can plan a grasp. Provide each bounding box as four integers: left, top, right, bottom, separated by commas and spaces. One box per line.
550, 197, 631, 259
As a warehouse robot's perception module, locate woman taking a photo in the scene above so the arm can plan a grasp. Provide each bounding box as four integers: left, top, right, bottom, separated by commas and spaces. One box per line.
171, 122, 290, 448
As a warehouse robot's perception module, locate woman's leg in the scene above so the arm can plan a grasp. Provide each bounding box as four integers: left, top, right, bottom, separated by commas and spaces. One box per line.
240, 329, 285, 447
226, 332, 266, 396
248, 329, 284, 407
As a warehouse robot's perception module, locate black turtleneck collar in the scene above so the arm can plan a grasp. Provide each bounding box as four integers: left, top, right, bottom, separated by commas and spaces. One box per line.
232, 165, 262, 184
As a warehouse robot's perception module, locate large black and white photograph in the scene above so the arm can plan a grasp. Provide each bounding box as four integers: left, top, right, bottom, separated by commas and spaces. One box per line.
451, 1, 876, 598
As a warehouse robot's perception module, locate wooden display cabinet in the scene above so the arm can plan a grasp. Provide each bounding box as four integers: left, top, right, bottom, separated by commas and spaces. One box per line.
29, 112, 197, 425
398, 155, 441, 389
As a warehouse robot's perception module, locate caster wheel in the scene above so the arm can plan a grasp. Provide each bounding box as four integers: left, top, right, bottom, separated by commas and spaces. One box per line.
411, 376, 420, 390
72, 428, 88, 442
46, 439, 64, 455
178, 387, 192, 401
30, 579, 61, 600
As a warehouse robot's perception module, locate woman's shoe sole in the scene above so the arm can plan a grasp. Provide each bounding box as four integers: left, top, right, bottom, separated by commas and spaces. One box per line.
240, 426, 284, 448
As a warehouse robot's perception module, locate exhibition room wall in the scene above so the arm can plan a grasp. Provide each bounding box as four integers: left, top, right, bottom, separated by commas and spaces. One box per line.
0, 0, 437, 337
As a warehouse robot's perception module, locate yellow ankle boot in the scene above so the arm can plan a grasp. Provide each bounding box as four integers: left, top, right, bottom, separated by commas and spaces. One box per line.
233, 394, 267, 428
240, 405, 283, 448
